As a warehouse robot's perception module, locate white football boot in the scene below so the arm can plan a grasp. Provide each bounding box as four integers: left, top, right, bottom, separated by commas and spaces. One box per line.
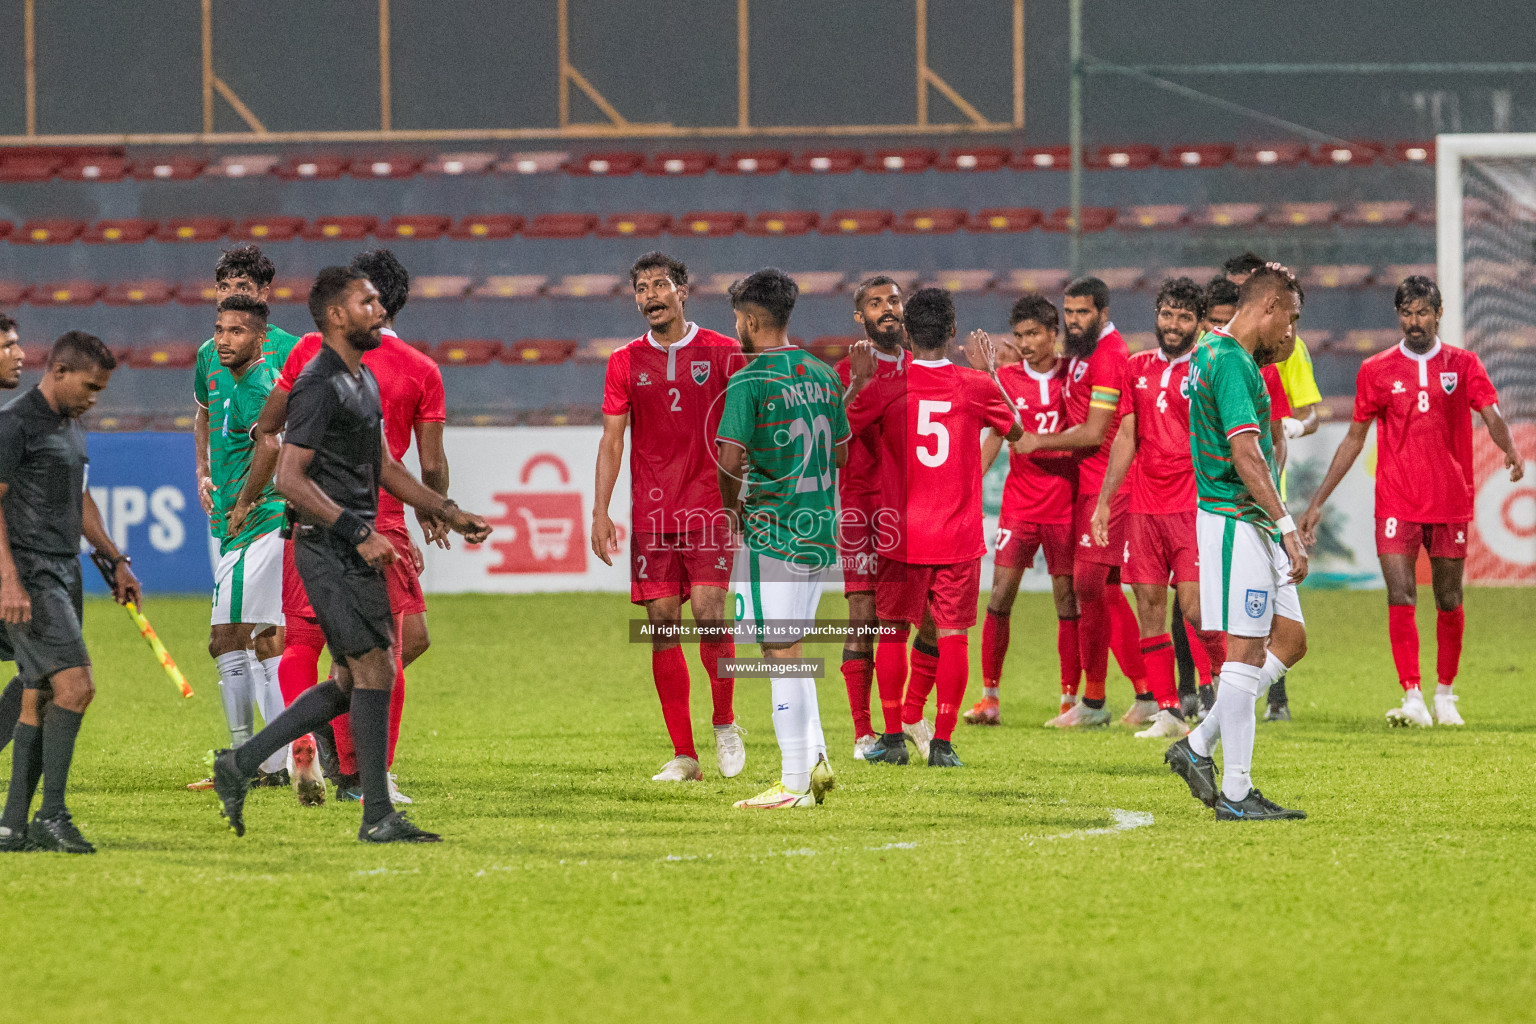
903, 718, 934, 761
1134, 708, 1191, 739
1386, 688, 1434, 728
714, 722, 747, 778
652, 755, 704, 782
1433, 692, 1465, 726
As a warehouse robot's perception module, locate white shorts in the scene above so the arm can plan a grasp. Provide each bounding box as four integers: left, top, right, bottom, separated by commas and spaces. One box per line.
211, 529, 285, 628
1196, 509, 1304, 639
732, 544, 827, 647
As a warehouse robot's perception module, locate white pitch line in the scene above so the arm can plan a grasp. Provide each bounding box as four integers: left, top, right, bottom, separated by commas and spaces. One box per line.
1036, 809, 1154, 842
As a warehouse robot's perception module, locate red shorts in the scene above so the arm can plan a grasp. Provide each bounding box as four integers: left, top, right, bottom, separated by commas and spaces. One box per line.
1123, 509, 1199, 585
993, 518, 1074, 575
380, 522, 427, 617
1074, 489, 1129, 568
630, 529, 733, 604
875, 556, 982, 630
1375, 518, 1469, 559
839, 505, 880, 594
282, 537, 315, 619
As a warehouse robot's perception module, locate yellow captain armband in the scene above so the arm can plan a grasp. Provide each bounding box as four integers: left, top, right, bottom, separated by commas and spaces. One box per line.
1089, 386, 1120, 411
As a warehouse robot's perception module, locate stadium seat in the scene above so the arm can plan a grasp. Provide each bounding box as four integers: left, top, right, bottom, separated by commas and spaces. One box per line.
502, 339, 578, 365
822, 209, 892, 235
854, 271, 921, 292
125, 343, 198, 369
208, 154, 280, 178
929, 270, 995, 293
1296, 329, 1333, 351
423, 152, 496, 175
644, 151, 715, 176
1041, 207, 1115, 232
696, 273, 743, 296
413, 276, 474, 299
575, 338, 629, 363
1265, 202, 1337, 227
1339, 201, 1415, 227
432, 340, 502, 366
175, 279, 218, 306
1383, 263, 1436, 284
744, 210, 819, 236
1303, 265, 1374, 289
0, 152, 61, 182
1123, 331, 1158, 353
496, 151, 568, 175
383, 215, 452, 240
159, 217, 230, 242
1233, 142, 1306, 168
273, 156, 348, 180
808, 336, 857, 363
0, 223, 13, 242
472, 275, 547, 299
102, 281, 175, 306
1155, 266, 1220, 285
400, 338, 432, 355
566, 151, 643, 176
936, 146, 1010, 172
871, 148, 937, 173
1119, 205, 1189, 229
789, 149, 863, 174
59, 153, 132, 182
547, 274, 622, 298
1013, 146, 1069, 170
1159, 143, 1233, 169
1190, 203, 1264, 228
718, 149, 791, 175
1392, 141, 1434, 164
32, 281, 103, 306
788, 272, 845, 295
1089, 144, 1159, 170
524, 213, 597, 239
674, 211, 745, 238
970, 208, 1041, 232
303, 216, 376, 241
349, 156, 422, 179
268, 278, 310, 304
0, 282, 29, 305
235, 216, 306, 241
1309, 142, 1380, 167
16, 219, 85, 244
131, 156, 205, 180
1339, 329, 1399, 354
1092, 267, 1145, 291
450, 214, 523, 240
1002, 269, 1071, 293
1411, 203, 1436, 225
83, 218, 157, 243
596, 212, 673, 238
893, 209, 966, 234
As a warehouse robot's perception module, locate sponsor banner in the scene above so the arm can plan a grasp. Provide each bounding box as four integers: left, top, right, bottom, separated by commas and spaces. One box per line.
81, 432, 213, 594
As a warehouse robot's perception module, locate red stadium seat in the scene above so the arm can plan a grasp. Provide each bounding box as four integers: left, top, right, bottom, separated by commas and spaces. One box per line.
575, 338, 629, 363
1233, 142, 1306, 168
789, 149, 863, 174
1012, 146, 1070, 170
412, 276, 474, 299
349, 156, 422, 179
32, 281, 103, 306
673, 211, 745, 238
1339, 201, 1414, 227
502, 339, 578, 365
273, 156, 348, 181
821, 209, 893, 235
0, 152, 61, 182
744, 210, 819, 236
1392, 141, 1434, 165
1041, 207, 1115, 232
102, 281, 175, 306
383, 215, 452, 240
472, 275, 547, 299
235, 216, 306, 242
496, 151, 569, 175
697, 273, 744, 296
17, 219, 85, 244
929, 270, 996, 293
871, 148, 937, 173
432, 340, 502, 366
644, 151, 715, 176
268, 278, 310, 304
1091, 267, 1145, 291
547, 274, 622, 299
0, 223, 13, 241
935, 147, 1011, 172
854, 270, 921, 292
1119, 205, 1189, 229
175, 279, 218, 306
1412, 203, 1437, 225
1308, 142, 1380, 167
1001, 269, 1071, 294
60, 153, 132, 182
788, 272, 844, 296
450, 214, 523, 240
565, 151, 643, 176
1339, 329, 1399, 354
1384, 263, 1436, 284
524, 213, 597, 239
1156, 266, 1220, 286
299, 216, 374, 242
1159, 143, 1233, 169
598, 212, 674, 239
1264, 202, 1337, 227
208, 154, 280, 178
125, 343, 198, 369
810, 336, 860, 363
893, 209, 966, 234
0, 282, 30, 305
1303, 265, 1374, 289
1088, 144, 1159, 170
82, 218, 157, 243
970, 208, 1041, 233
1190, 203, 1264, 228
131, 156, 206, 180
159, 217, 230, 243
718, 149, 790, 175
423, 152, 496, 176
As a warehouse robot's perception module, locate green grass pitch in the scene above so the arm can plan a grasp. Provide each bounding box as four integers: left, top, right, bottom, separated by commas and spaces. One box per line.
3, 587, 1534, 1023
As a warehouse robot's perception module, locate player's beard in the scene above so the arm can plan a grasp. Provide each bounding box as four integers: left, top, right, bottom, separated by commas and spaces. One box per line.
1402, 325, 1434, 351
1156, 325, 1198, 359
864, 316, 904, 353
1063, 323, 1099, 360
348, 325, 384, 351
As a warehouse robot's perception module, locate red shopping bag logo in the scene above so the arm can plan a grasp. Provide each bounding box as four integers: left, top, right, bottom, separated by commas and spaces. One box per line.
485, 453, 588, 574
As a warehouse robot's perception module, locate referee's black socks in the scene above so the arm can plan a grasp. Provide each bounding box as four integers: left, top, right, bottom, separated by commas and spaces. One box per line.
349, 688, 393, 825
0, 677, 21, 755
234, 679, 349, 778
37, 706, 83, 819
1, 721, 41, 829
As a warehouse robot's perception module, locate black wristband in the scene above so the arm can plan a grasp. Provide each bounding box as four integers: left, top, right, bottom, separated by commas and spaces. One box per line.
331, 509, 372, 546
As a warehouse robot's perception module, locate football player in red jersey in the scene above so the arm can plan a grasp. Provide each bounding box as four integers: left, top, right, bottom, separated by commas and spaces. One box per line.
849, 288, 1021, 767
966, 294, 1078, 726
1300, 276, 1523, 728
1091, 278, 1232, 740
593, 252, 747, 782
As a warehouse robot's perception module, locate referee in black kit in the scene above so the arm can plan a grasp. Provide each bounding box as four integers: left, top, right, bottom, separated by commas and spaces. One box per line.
0, 331, 141, 854
212, 267, 490, 844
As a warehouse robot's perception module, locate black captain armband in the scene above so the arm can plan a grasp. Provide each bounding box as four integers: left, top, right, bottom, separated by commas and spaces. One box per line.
331, 509, 373, 546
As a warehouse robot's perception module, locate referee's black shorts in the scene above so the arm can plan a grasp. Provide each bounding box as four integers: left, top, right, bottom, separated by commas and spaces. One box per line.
293, 526, 394, 662
3, 550, 88, 688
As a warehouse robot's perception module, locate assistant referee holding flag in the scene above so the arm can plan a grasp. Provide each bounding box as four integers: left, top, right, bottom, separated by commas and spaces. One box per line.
212, 267, 490, 844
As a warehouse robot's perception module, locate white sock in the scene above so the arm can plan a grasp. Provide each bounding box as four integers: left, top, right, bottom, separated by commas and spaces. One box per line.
1258, 651, 1288, 690
983, 685, 999, 700
249, 652, 289, 774
1436, 683, 1453, 697
1404, 685, 1424, 700
803, 680, 826, 764
215, 651, 254, 746
1215, 661, 1262, 800
770, 677, 816, 792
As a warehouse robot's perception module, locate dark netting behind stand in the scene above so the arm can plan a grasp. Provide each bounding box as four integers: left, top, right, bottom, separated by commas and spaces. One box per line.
1463, 158, 1536, 421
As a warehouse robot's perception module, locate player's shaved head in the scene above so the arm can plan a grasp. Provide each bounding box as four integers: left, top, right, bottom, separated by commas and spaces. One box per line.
49, 330, 115, 374
903, 287, 956, 355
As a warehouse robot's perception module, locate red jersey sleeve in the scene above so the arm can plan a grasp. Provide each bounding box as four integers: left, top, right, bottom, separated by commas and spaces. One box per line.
602, 347, 632, 416
1352, 361, 1382, 422
975, 373, 1017, 435
846, 378, 885, 448
418, 362, 446, 423
277, 345, 305, 392
1466, 352, 1498, 410
1262, 365, 1291, 420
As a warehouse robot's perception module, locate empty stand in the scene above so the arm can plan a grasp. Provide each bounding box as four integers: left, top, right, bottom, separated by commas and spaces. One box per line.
789, 272, 845, 295
496, 151, 568, 175
384, 215, 452, 240
855, 271, 922, 292
503, 339, 578, 365
125, 343, 198, 369
132, 156, 205, 180
893, 209, 966, 234
1159, 143, 1233, 169
175, 280, 217, 306
451, 214, 523, 240
18, 219, 85, 244
566, 152, 644, 176
598, 212, 674, 238
1120, 205, 1189, 229
644, 151, 715, 176
413, 276, 474, 299
929, 270, 995, 293
1265, 202, 1337, 227
60, 153, 132, 182
1340, 201, 1415, 226
575, 338, 629, 363
1190, 203, 1264, 228
936, 146, 1010, 172
236, 216, 306, 241
159, 217, 230, 242
274, 156, 348, 180
268, 278, 309, 304
423, 152, 495, 175
1234, 142, 1307, 167
83, 219, 156, 243
822, 209, 893, 235
1042, 207, 1115, 232
432, 340, 501, 366
303, 216, 376, 241
744, 211, 819, 236
524, 213, 597, 239
1303, 265, 1374, 289
675, 211, 745, 238
1089, 144, 1159, 169
718, 149, 790, 175
349, 156, 421, 179
1002, 269, 1071, 293
969, 208, 1041, 232
473, 275, 547, 299
871, 148, 937, 173
1014, 146, 1069, 169
789, 149, 864, 174
103, 281, 176, 306
1092, 267, 1145, 291
548, 274, 622, 298
33, 281, 103, 306
1309, 142, 1380, 166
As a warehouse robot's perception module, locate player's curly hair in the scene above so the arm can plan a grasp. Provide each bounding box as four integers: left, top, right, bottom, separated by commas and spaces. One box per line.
1008, 293, 1059, 334
1155, 277, 1207, 320
1394, 274, 1441, 312
218, 293, 269, 324
903, 287, 956, 351
215, 244, 275, 288
351, 249, 410, 319
0, 312, 16, 334
729, 268, 798, 329
630, 251, 688, 289
308, 266, 370, 330
1205, 276, 1240, 311
49, 330, 116, 372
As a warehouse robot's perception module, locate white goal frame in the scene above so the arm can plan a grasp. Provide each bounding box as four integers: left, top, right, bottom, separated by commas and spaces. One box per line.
1435, 132, 1536, 348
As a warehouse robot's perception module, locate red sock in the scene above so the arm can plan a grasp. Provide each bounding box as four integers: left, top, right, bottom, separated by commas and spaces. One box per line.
699, 639, 736, 726
1196, 630, 1227, 679
1183, 619, 1211, 684
1436, 606, 1465, 687
386, 612, 405, 768
933, 635, 970, 742
652, 645, 696, 759
1140, 633, 1178, 709
874, 627, 910, 734
981, 610, 1010, 688
277, 616, 325, 706
333, 698, 356, 776
903, 643, 939, 725
1105, 584, 1146, 689
1074, 567, 1111, 702
840, 654, 874, 738
1057, 617, 1082, 697
1387, 604, 1421, 690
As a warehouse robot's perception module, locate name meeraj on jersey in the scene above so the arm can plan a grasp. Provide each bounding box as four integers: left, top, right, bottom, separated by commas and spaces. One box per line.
778, 381, 835, 407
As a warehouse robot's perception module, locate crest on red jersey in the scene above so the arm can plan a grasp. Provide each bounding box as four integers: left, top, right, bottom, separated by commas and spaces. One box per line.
1072, 361, 1088, 382
691, 360, 711, 385
1441, 371, 1458, 395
